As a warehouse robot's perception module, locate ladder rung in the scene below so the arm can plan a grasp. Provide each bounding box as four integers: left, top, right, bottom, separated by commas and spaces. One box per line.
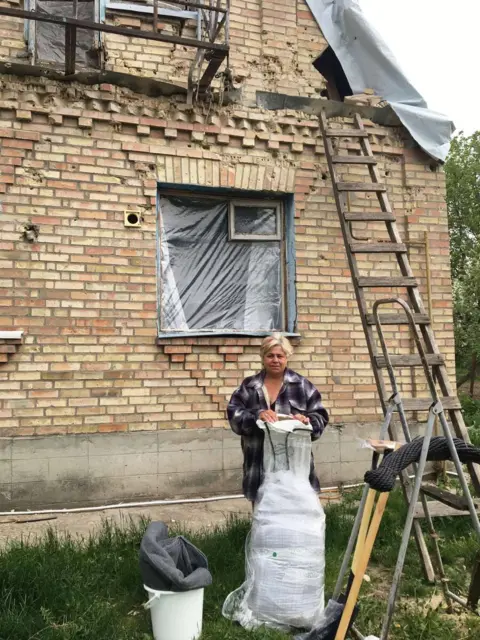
344, 212, 396, 222
337, 182, 387, 192
357, 277, 417, 288
393, 397, 462, 411
421, 484, 478, 511
325, 129, 369, 138
366, 313, 430, 326
414, 502, 480, 519
332, 155, 377, 165
350, 242, 407, 254
375, 354, 445, 368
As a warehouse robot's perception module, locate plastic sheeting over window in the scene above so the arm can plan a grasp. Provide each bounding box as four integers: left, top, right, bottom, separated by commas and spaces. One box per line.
158, 195, 284, 334
305, 0, 454, 162
35, 0, 99, 69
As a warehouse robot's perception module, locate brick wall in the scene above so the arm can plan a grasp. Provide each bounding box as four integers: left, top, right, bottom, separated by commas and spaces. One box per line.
0, 78, 454, 433
0, 1, 455, 507
0, 0, 327, 100
0, 0, 23, 60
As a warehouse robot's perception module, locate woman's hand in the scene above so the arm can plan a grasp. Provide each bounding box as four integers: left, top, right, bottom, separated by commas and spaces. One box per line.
293, 413, 310, 425
259, 410, 278, 423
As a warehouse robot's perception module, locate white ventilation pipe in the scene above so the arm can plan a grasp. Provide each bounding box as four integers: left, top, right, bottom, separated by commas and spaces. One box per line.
0, 483, 365, 518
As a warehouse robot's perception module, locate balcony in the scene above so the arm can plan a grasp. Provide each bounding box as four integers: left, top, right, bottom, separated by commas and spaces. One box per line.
0, 0, 230, 102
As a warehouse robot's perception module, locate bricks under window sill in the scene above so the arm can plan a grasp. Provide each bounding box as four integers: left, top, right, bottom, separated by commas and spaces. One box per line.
156, 331, 300, 343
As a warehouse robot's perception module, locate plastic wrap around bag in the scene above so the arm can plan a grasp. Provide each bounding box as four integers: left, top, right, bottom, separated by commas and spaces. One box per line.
223, 421, 325, 631
158, 195, 282, 333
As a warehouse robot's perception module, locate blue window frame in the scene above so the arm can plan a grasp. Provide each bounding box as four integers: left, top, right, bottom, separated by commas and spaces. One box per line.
156, 184, 297, 339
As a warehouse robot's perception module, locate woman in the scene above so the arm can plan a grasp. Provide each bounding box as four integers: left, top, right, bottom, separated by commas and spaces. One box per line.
227, 333, 329, 504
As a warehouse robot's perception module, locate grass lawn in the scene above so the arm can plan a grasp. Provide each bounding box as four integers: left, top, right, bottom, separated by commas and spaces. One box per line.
1, 490, 479, 640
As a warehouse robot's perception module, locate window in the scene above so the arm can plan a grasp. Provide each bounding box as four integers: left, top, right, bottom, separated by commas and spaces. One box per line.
229, 201, 282, 241
157, 192, 296, 336
25, 0, 102, 69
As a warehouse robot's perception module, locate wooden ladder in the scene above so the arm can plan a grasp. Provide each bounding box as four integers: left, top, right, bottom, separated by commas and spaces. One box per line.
319, 111, 480, 589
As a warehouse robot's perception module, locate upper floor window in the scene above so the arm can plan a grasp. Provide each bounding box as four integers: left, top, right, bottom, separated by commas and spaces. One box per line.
25, 0, 102, 69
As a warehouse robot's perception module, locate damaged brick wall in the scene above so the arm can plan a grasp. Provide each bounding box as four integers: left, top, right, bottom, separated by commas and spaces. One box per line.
0, 1, 456, 505
0, 0, 327, 99
0, 78, 455, 442
0, 0, 23, 58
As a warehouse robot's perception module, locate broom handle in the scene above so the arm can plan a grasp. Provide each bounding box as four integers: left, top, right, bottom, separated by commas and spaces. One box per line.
351, 488, 376, 573
335, 491, 390, 640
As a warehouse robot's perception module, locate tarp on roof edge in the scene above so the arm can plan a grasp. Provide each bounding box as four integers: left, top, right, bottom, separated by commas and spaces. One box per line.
305, 0, 454, 162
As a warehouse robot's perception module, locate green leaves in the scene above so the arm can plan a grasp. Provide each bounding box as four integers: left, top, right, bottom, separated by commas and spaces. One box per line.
445, 131, 480, 374
445, 132, 480, 281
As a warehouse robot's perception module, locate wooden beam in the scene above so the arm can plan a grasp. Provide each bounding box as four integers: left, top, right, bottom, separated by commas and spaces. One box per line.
357, 276, 418, 288
467, 552, 480, 610
375, 354, 444, 368
366, 312, 430, 325
153, 0, 158, 32
332, 155, 377, 165
337, 182, 387, 192
325, 128, 369, 138
394, 397, 461, 412
349, 242, 407, 254
421, 484, 479, 511
414, 502, 480, 518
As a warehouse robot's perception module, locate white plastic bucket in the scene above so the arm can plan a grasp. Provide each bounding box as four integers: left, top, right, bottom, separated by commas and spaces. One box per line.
143, 585, 204, 640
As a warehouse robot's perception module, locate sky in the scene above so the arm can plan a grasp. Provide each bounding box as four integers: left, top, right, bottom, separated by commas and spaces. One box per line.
360, 0, 479, 136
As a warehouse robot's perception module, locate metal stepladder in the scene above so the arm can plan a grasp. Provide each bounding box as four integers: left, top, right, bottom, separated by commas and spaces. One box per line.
333, 299, 480, 639
318, 111, 480, 631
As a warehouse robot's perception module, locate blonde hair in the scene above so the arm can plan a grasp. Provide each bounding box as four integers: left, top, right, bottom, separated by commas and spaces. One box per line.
260, 332, 294, 360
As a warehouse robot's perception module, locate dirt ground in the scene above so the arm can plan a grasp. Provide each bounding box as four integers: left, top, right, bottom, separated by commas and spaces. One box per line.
0, 494, 340, 547
0, 498, 252, 547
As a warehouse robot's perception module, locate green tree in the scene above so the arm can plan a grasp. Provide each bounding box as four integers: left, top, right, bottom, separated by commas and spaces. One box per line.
445, 132, 480, 391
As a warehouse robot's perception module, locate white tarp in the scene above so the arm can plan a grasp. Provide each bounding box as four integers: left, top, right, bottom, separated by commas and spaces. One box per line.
305, 0, 454, 161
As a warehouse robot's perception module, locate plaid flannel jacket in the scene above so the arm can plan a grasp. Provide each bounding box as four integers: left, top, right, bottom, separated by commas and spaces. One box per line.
227, 368, 329, 501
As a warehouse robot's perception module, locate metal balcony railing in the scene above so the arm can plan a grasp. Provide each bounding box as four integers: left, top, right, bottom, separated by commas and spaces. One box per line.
0, 1, 229, 101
